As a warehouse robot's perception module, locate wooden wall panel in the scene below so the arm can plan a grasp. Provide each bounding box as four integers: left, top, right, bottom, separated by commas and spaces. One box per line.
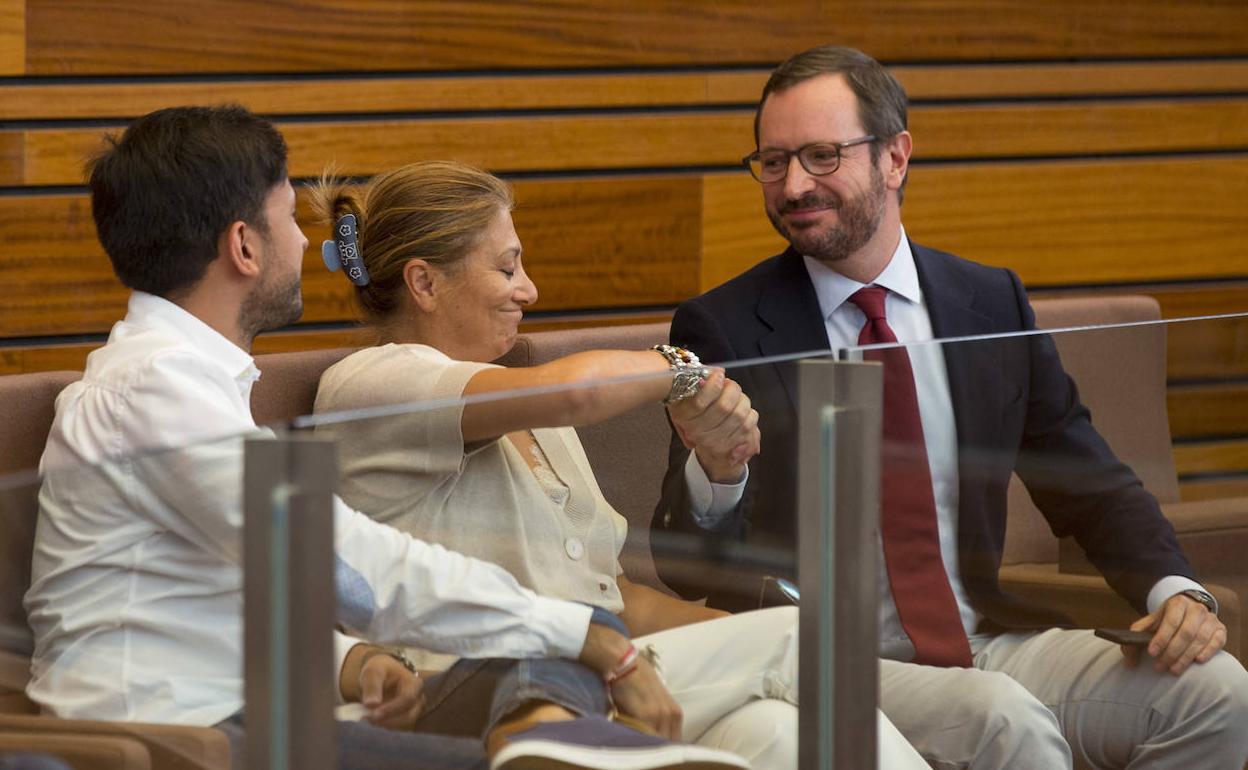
24, 1, 1248, 75
1181, 478, 1248, 503
893, 61, 1248, 100
909, 99, 1248, 160
0, 132, 23, 183
12, 99, 1248, 187
1169, 385, 1248, 440
1162, 314, 1248, 381
0, 0, 23, 76
6, 61, 1248, 122
508, 178, 701, 309
699, 175, 784, 291
4, 114, 752, 187
1022, 285, 1248, 381
701, 156, 1248, 292
903, 157, 1248, 287
1175, 440, 1248, 477
0, 177, 700, 336
0, 73, 763, 121
6, 159, 1247, 336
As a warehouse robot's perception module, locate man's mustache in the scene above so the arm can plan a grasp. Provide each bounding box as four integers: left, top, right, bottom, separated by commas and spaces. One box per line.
779, 194, 842, 214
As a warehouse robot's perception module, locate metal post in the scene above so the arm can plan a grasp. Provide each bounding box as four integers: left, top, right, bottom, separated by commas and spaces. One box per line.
797, 359, 882, 770
244, 435, 338, 770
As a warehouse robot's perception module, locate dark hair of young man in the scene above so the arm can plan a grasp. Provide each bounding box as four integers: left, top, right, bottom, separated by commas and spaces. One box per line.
88, 105, 289, 298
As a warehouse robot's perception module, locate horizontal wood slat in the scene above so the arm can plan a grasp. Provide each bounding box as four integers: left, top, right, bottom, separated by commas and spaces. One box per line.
0, 177, 700, 336
8, 98, 1248, 187
1180, 478, 1248, 502
1029, 285, 1248, 381
6, 61, 1248, 121
5, 113, 748, 186
1174, 440, 1248, 477
0, 311, 674, 376
1169, 384, 1248, 440
0, 0, 22, 77
22, 1, 1248, 75
0, 73, 763, 121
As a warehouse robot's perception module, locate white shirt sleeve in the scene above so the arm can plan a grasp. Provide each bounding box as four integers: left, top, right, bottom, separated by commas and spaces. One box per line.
332, 632, 364, 704
683, 451, 748, 528
1146, 575, 1218, 615
333, 500, 591, 660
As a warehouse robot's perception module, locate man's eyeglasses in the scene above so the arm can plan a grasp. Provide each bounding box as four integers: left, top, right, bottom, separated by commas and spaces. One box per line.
742, 135, 876, 184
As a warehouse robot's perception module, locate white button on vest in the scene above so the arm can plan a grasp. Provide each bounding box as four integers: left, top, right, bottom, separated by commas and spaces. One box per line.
564, 536, 584, 561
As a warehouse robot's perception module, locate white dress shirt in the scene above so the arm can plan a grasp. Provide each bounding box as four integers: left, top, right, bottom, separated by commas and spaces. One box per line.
686, 227, 1208, 645
26, 292, 591, 725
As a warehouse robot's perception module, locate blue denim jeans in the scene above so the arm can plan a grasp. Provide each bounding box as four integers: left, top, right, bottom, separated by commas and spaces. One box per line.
217, 656, 608, 770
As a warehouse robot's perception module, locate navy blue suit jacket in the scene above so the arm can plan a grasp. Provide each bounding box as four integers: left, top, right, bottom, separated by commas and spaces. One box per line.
653, 242, 1193, 624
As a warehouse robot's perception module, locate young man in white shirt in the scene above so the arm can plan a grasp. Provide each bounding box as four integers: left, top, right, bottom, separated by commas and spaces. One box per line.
25, 104, 749, 770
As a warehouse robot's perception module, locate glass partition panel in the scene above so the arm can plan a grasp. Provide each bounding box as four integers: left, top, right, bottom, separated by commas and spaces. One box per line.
290, 346, 877, 767
14, 309, 1239, 769
0, 426, 331, 769
835, 311, 1248, 671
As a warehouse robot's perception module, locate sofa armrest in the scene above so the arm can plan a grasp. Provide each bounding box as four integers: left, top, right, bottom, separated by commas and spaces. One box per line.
0, 731, 151, 770
998, 562, 1242, 660
0, 715, 229, 770
1161, 496, 1248, 534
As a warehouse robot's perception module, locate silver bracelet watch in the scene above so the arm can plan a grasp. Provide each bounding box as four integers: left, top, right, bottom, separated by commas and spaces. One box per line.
652, 344, 711, 404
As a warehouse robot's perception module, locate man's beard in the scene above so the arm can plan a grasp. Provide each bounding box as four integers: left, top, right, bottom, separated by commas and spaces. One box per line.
766, 165, 888, 263
239, 267, 303, 345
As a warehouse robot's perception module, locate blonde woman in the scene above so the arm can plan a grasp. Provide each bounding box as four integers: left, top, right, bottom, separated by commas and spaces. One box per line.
310, 161, 925, 770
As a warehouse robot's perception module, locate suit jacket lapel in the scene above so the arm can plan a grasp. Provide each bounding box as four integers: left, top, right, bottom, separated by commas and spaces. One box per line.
755, 249, 831, 414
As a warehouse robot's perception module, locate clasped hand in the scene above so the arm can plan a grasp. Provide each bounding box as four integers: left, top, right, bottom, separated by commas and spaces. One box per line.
667, 368, 761, 484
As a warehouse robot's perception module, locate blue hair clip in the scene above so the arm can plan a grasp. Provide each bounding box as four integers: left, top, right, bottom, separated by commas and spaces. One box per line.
321, 213, 370, 287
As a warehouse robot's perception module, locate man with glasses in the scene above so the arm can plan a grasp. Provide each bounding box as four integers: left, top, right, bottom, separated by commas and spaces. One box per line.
655, 44, 1248, 768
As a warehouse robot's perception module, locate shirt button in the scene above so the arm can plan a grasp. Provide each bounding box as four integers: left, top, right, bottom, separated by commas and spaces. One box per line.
564, 537, 584, 561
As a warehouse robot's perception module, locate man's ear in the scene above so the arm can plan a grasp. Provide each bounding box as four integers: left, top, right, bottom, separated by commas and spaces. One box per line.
403, 259, 438, 313
882, 130, 913, 193
220, 220, 262, 279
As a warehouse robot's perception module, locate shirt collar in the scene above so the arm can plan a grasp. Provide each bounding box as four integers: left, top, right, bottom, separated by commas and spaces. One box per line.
802, 225, 921, 319
124, 291, 260, 385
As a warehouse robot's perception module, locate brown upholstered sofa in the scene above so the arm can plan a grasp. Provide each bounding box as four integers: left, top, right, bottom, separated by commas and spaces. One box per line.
0, 295, 1243, 767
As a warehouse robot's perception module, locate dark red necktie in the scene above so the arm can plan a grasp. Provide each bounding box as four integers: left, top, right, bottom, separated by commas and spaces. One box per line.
849, 286, 973, 667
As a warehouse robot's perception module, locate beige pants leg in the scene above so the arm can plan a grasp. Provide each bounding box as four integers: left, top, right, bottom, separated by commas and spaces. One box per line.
977, 628, 1248, 769
881, 655, 1071, 770
635, 606, 926, 770
883, 628, 1248, 769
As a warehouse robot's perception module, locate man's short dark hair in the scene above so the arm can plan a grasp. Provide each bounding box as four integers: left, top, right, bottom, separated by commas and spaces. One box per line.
753, 45, 909, 152
88, 105, 289, 298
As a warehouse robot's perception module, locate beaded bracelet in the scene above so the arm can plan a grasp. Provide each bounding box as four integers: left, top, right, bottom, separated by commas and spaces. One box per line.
652, 344, 712, 404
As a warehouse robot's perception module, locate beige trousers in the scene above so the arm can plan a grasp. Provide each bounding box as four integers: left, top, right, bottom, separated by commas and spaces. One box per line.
636, 606, 928, 770
881, 628, 1248, 769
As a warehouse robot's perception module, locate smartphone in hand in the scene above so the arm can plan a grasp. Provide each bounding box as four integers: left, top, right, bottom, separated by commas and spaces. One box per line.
1094, 628, 1153, 646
